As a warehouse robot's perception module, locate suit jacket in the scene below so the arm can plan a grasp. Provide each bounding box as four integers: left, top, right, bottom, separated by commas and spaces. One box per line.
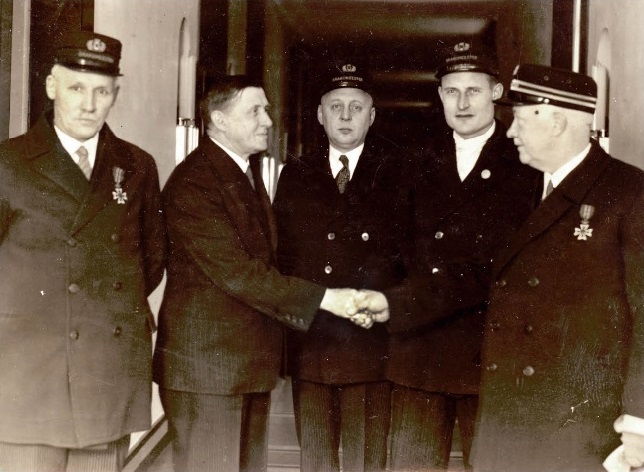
472, 142, 644, 472
386, 121, 539, 394
153, 138, 325, 395
273, 138, 412, 384
0, 113, 166, 448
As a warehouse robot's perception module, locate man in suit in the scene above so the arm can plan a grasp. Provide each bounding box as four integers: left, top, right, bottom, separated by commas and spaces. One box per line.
153, 75, 386, 472
272, 61, 412, 472
471, 64, 644, 472
383, 40, 538, 471
0, 32, 166, 472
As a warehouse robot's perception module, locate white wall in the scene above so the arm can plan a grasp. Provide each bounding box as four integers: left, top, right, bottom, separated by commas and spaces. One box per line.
94, 0, 200, 187
588, 0, 644, 170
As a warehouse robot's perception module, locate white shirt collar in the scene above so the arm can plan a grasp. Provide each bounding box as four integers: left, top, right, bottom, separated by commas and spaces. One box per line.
544, 143, 592, 195
329, 144, 364, 179
453, 122, 496, 181
211, 137, 249, 172
54, 126, 99, 168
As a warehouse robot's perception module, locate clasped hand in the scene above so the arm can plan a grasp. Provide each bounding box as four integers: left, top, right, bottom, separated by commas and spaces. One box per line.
320, 288, 390, 329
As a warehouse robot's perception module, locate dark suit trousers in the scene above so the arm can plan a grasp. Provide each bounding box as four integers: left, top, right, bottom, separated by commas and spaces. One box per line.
389, 384, 478, 471
292, 379, 391, 472
160, 388, 271, 472
0, 436, 130, 472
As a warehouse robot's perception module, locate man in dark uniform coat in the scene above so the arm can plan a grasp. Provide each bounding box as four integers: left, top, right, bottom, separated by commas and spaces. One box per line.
273, 62, 411, 471
0, 32, 166, 472
153, 75, 385, 472
384, 41, 538, 471
471, 64, 644, 472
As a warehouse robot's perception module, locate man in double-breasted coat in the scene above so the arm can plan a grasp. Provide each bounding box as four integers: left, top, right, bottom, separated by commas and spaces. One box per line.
153, 75, 383, 472
0, 32, 166, 472
471, 64, 644, 472
273, 61, 412, 472
384, 41, 539, 471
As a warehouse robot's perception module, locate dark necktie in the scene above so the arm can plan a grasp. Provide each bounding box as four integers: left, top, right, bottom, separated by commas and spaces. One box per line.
76, 146, 92, 180
245, 165, 255, 190
543, 179, 554, 200
335, 155, 350, 194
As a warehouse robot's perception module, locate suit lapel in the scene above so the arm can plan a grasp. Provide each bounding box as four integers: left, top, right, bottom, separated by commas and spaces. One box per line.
250, 155, 278, 253
203, 140, 273, 254
494, 143, 611, 273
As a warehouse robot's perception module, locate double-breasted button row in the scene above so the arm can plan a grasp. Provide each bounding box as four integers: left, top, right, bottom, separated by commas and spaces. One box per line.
495, 277, 540, 288
326, 232, 370, 241
70, 327, 123, 340
69, 282, 123, 292
486, 362, 535, 376
285, 314, 305, 326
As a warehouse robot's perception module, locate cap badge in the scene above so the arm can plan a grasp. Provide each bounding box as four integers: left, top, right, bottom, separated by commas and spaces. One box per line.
86, 38, 107, 53
573, 204, 595, 240
454, 42, 471, 52
341, 64, 357, 73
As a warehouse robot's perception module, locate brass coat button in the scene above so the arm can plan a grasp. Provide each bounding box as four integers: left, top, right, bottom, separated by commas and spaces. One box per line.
113, 326, 122, 336
324, 265, 333, 274
523, 366, 535, 376
327, 232, 336, 240
111, 233, 120, 242
68, 284, 80, 294
496, 279, 507, 288
69, 331, 79, 340
528, 277, 540, 287
486, 363, 498, 372
361, 232, 369, 241
435, 231, 444, 239
67, 238, 78, 247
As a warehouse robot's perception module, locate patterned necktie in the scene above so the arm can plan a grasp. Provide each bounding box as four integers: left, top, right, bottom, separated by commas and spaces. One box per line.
76, 146, 92, 180
336, 155, 350, 194
245, 165, 255, 190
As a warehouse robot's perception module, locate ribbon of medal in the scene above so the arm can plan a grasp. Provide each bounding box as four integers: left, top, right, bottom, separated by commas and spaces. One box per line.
573, 204, 595, 240
112, 167, 128, 204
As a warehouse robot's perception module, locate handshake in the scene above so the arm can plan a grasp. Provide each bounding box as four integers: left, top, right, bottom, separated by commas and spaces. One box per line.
320, 288, 389, 329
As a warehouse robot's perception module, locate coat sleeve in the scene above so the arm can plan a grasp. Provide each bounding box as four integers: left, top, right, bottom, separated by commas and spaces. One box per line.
620, 179, 644, 418
163, 160, 325, 331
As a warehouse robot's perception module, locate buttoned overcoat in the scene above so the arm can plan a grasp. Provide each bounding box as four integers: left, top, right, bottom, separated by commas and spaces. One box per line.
472, 142, 644, 472
153, 139, 324, 395
386, 121, 538, 394
273, 138, 412, 384
0, 113, 166, 448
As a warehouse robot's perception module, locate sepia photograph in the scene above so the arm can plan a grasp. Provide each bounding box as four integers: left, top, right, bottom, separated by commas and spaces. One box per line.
0, 0, 643, 471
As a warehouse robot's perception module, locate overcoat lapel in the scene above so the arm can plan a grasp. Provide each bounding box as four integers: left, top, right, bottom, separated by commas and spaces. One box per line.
71, 126, 134, 234
494, 143, 611, 274
349, 145, 389, 197
429, 123, 516, 223
25, 116, 89, 202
